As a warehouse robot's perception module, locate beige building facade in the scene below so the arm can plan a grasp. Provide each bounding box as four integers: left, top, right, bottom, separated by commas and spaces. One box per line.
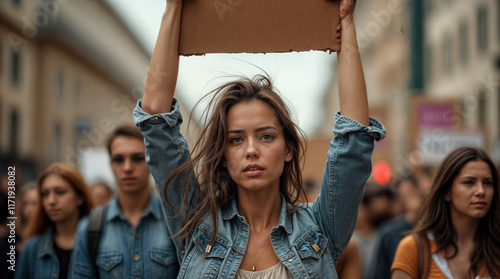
316, 0, 499, 183
0, 0, 198, 181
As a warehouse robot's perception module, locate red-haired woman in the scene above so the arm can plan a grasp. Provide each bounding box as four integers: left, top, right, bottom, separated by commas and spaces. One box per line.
15, 163, 95, 279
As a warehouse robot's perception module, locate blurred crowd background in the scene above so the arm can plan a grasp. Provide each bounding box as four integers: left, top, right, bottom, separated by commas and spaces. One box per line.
1, 0, 499, 278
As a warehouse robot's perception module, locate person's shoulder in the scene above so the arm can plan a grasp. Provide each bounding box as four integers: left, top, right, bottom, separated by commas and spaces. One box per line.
394, 234, 423, 258
76, 216, 90, 235
22, 234, 42, 252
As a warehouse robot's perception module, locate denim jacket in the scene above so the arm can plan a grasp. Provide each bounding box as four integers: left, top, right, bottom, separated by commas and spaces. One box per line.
15, 227, 70, 279
134, 99, 385, 279
71, 192, 179, 279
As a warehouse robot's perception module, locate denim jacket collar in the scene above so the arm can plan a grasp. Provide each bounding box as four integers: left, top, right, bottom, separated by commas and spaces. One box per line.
221, 195, 293, 234
107, 191, 163, 222
37, 226, 55, 258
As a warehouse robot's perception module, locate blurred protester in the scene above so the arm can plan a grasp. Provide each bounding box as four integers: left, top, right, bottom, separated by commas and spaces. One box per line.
15, 163, 95, 279
352, 183, 395, 278
71, 125, 179, 278
336, 240, 363, 279
392, 147, 500, 278
367, 176, 425, 279
18, 182, 37, 234
89, 181, 113, 206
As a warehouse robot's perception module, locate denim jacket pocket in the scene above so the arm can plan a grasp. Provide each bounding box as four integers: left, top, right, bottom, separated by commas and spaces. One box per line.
193, 224, 230, 259
150, 248, 179, 277
293, 227, 331, 278
295, 227, 328, 259
73, 263, 95, 279
96, 251, 123, 278
188, 224, 230, 278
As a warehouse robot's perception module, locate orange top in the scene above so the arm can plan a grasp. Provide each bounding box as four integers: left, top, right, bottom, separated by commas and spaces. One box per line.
391, 235, 489, 278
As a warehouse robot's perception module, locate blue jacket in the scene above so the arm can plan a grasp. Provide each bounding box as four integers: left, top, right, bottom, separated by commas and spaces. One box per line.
134, 98, 385, 279
15, 227, 70, 279
71, 192, 179, 279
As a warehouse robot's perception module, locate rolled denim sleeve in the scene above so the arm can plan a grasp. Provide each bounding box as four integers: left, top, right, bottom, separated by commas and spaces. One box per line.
133, 99, 196, 257
314, 112, 385, 262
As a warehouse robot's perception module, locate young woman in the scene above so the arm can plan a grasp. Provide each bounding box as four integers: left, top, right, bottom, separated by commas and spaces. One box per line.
19, 183, 37, 232
134, 0, 385, 278
392, 147, 500, 279
15, 163, 95, 279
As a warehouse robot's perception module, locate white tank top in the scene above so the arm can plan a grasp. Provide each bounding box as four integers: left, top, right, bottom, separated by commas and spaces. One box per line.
235, 262, 294, 279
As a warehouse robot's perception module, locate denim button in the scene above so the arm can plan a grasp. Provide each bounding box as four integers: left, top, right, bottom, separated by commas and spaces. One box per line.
53, 274, 58, 278
133, 254, 140, 261
135, 233, 140, 238
164, 259, 169, 264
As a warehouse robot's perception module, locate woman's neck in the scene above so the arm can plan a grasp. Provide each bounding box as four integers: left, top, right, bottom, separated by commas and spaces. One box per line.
451, 213, 479, 244
53, 213, 80, 250
237, 189, 281, 233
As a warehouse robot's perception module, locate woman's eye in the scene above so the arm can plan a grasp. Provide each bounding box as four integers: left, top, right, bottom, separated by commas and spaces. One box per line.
261, 134, 274, 141
230, 137, 243, 144
484, 180, 493, 186
112, 157, 124, 163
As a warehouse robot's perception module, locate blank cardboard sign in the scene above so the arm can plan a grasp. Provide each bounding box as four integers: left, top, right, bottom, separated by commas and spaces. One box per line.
179, 0, 340, 55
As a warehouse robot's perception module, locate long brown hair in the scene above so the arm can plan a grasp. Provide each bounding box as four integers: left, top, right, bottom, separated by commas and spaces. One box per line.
414, 147, 500, 277
166, 75, 307, 247
24, 162, 95, 240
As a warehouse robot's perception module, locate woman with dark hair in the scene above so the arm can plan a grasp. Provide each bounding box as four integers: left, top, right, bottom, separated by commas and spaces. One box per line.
392, 147, 500, 278
15, 163, 95, 279
134, 0, 385, 277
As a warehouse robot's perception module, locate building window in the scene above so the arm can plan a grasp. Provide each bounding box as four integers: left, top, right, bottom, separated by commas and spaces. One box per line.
9, 109, 19, 157
11, 0, 22, 7
51, 122, 62, 161
442, 33, 452, 74
459, 21, 468, 66
477, 6, 488, 53
55, 71, 64, 100
10, 49, 21, 86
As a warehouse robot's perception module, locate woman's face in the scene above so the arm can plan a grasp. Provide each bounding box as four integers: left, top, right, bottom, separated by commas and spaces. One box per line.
21, 188, 37, 223
41, 174, 83, 224
223, 100, 293, 194
445, 160, 495, 221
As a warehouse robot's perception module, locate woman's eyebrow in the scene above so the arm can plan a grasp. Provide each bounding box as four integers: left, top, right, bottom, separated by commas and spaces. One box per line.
228, 126, 278, 134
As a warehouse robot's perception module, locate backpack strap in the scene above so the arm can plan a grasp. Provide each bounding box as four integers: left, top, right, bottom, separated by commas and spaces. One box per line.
413, 233, 430, 279
87, 205, 107, 279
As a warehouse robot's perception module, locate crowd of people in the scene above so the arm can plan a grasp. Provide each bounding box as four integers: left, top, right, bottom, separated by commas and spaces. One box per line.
1, 0, 499, 278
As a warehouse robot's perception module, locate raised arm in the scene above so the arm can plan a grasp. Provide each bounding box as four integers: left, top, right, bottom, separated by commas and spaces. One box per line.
142, 0, 183, 114
313, 0, 385, 264
337, 0, 369, 126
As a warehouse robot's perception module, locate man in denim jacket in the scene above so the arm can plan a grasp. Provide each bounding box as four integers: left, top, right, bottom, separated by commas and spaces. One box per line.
71, 125, 179, 278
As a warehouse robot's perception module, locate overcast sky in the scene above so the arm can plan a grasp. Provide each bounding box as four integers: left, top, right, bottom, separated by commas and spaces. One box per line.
105, 0, 337, 135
